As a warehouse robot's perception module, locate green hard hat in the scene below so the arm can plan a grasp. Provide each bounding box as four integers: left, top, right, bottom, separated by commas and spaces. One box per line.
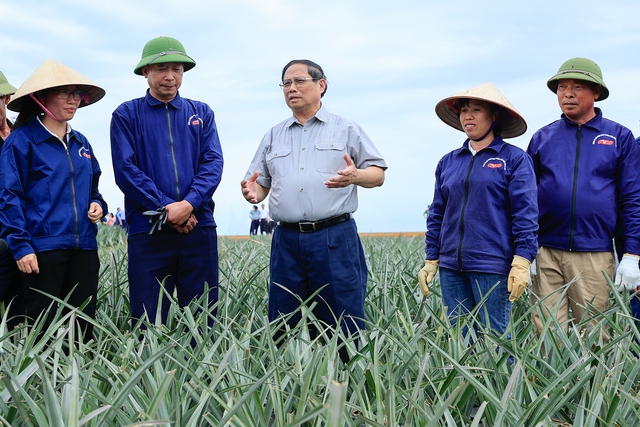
134, 36, 196, 75
547, 57, 608, 101
0, 70, 17, 95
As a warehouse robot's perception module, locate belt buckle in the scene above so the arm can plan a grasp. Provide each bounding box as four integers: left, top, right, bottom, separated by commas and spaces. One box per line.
298, 221, 316, 232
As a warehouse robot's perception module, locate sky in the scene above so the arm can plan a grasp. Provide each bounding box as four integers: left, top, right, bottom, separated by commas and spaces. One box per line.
2, 0, 640, 236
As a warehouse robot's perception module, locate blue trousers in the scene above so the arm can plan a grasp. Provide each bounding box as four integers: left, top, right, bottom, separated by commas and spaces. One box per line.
269, 219, 367, 338
439, 267, 512, 336
128, 226, 218, 326
632, 294, 640, 321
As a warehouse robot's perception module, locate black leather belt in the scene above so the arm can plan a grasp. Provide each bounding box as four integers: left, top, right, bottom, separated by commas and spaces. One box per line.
279, 213, 351, 233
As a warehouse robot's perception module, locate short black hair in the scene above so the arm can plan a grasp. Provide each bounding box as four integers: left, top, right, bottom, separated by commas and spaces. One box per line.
281, 59, 328, 98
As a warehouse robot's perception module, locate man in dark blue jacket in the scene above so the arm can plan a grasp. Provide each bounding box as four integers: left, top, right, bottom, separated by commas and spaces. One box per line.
0, 70, 22, 328
111, 36, 224, 327
527, 57, 640, 335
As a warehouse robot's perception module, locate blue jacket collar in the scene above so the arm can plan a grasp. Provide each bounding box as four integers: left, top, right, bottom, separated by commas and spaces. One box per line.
457, 135, 505, 155
560, 107, 603, 130
28, 116, 77, 145
144, 89, 182, 109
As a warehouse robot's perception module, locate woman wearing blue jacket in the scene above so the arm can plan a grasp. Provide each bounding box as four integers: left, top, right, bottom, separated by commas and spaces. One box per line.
418, 82, 538, 337
0, 59, 107, 341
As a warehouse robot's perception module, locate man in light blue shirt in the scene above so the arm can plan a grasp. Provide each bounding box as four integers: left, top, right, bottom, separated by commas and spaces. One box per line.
241, 59, 386, 361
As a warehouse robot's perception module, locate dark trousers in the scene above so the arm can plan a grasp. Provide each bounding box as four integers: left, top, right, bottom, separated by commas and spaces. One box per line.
128, 226, 219, 326
22, 250, 99, 341
260, 218, 270, 234
269, 219, 367, 359
250, 220, 260, 235
0, 249, 23, 329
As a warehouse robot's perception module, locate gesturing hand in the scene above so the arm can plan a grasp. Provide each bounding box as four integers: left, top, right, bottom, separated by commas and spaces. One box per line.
325, 154, 358, 188
241, 171, 261, 203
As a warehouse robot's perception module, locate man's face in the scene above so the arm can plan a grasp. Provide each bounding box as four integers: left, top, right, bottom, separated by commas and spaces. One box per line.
143, 62, 183, 102
556, 78, 600, 124
0, 94, 9, 122
282, 63, 325, 114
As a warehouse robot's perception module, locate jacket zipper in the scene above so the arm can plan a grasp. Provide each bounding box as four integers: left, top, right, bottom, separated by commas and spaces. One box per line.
458, 154, 476, 270
569, 125, 582, 251
165, 103, 181, 200
62, 138, 80, 248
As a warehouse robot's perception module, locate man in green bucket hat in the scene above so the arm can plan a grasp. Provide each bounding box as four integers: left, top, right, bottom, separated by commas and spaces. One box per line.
527, 57, 640, 336
111, 36, 223, 328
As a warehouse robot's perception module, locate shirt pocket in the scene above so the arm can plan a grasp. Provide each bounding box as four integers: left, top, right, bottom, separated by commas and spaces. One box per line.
266, 147, 292, 180
314, 141, 345, 174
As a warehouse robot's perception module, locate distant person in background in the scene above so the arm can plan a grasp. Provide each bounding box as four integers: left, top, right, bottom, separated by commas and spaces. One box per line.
106, 212, 116, 226
110, 36, 223, 327
249, 205, 260, 235
0, 70, 23, 328
527, 58, 640, 335
0, 59, 107, 341
260, 203, 270, 234
241, 59, 386, 361
115, 207, 128, 232
419, 83, 538, 338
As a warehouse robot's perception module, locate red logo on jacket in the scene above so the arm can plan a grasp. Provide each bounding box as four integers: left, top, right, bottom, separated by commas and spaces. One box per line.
482, 157, 507, 170
78, 147, 91, 159
188, 114, 203, 127
592, 134, 617, 147
597, 139, 613, 145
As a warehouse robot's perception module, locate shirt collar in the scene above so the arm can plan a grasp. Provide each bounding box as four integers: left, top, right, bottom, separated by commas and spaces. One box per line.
284, 104, 327, 127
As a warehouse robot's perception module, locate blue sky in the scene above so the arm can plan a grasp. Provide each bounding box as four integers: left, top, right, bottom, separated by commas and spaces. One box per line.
3, 0, 640, 235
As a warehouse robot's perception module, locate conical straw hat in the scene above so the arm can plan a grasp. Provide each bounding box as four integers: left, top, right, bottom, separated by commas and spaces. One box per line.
435, 82, 527, 139
8, 58, 105, 112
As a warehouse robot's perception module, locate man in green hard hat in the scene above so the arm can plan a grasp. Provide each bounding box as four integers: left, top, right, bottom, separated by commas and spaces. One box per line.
110, 36, 223, 328
0, 70, 17, 143
0, 69, 23, 329
526, 57, 640, 335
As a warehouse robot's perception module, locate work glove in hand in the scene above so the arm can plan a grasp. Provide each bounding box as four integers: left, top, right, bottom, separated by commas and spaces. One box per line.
614, 254, 640, 291
508, 255, 531, 302
530, 258, 537, 276
418, 260, 438, 296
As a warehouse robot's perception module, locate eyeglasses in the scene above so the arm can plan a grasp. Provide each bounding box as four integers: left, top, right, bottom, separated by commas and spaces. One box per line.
52, 89, 87, 101
279, 76, 318, 90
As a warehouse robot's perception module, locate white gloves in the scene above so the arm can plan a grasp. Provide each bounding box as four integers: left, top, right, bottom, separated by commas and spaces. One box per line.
614, 254, 640, 291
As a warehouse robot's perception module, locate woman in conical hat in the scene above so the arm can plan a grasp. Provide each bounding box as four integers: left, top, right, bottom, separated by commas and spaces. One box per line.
417, 82, 538, 338
0, 59, 107, 341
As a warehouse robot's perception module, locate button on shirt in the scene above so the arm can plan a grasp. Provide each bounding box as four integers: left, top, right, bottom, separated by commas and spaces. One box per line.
245, 106, 387, 223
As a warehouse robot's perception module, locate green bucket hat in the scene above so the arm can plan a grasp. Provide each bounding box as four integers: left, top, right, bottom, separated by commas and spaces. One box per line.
547, 57, 608, 101
134, 36, 196, 75
0, 70, 17, 96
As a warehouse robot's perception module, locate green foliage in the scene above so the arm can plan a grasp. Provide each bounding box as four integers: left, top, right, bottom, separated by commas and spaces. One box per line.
0, 235, 639, 426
